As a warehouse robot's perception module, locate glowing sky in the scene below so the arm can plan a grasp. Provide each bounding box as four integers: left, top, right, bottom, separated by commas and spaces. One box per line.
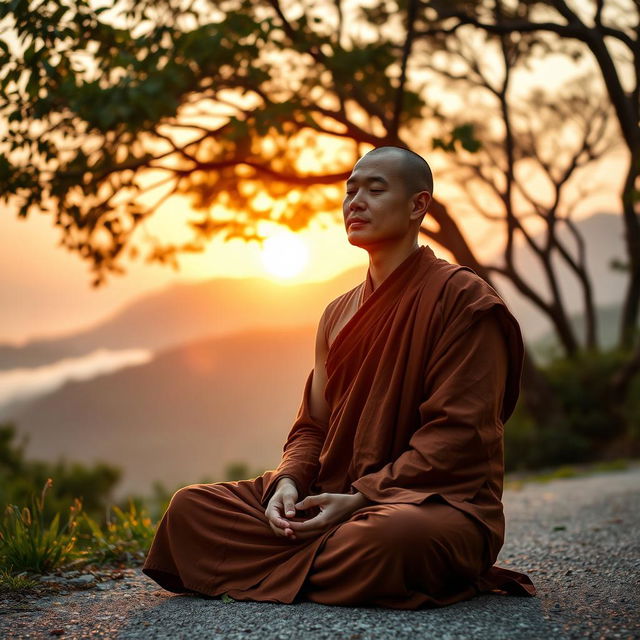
0, 0, 628, 344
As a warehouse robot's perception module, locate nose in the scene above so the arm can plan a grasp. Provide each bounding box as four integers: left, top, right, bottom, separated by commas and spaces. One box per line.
346, 188, 366, 212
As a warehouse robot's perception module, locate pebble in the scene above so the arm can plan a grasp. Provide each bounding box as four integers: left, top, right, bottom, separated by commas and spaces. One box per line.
68, 574, 96, 586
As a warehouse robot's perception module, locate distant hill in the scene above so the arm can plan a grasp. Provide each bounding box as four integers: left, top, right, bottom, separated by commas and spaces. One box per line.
531, 303, 631, 362
0, 268, 364, 371
0, 325, 318, 500
0, 212, 626, 372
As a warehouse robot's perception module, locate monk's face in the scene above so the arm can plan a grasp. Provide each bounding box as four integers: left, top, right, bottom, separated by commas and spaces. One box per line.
343, 153, 423, 248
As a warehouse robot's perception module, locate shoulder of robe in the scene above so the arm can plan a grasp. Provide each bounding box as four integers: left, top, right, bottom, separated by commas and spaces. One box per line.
430, 266, 525, 422
322, 280, 365, 320
438, 266, 509, 322
433, 265, 522, 356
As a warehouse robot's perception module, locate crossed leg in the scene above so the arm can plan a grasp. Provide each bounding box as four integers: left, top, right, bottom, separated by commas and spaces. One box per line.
298, 497, 489, 609
142, 480, 489, 608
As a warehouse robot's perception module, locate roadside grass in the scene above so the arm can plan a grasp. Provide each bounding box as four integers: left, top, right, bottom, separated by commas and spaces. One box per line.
0, 568, 40, 593
504, 457, 634, 489
78, 501, 155, 566
0, 479, 82, 575
0, 478, 155, 594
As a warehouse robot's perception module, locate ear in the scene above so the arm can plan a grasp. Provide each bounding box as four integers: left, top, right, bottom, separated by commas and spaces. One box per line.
410, 191, 431, 222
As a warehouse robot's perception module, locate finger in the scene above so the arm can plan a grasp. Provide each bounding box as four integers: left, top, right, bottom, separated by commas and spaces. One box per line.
269, 518, 297, 538
283, 500, 297, 518
286, 513, 326, 532
288, 526, 322, 540
265, 509, 291, 533
295, 494, 320, 510
277, 524, 299, 541
274, 515, 291, 528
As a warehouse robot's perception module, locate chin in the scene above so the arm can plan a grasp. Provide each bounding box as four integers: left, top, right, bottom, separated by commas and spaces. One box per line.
346, 226, 374, 245
346, 234, 372, 249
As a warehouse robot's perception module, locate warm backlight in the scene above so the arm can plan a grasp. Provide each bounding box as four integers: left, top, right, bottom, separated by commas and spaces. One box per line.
260, 231, 309, 279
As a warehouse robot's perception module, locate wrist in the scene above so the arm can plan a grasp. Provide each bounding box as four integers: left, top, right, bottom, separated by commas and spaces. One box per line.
276, 476, 297, 489
351, 490, 374, 509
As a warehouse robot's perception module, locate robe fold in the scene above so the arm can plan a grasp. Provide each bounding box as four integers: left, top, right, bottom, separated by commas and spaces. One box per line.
142, 244, 537, 608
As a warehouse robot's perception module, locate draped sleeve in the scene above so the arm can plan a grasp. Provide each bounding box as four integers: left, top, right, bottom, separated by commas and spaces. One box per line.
260, 309, 331, 507
350, 274, 517, 505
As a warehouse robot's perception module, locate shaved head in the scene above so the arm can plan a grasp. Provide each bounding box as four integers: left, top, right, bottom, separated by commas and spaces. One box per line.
360, 146, 433, 199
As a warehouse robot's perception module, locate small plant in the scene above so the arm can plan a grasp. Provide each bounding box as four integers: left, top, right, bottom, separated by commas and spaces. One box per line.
0, 478, 83, 573
0, 567, 40, 593
78, 500, 155, 565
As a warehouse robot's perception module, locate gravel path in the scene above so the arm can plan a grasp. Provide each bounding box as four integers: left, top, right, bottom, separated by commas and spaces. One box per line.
2, 465, 639, 640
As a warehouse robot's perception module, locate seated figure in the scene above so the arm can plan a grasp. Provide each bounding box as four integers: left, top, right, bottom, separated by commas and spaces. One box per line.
142, 145, 537, 609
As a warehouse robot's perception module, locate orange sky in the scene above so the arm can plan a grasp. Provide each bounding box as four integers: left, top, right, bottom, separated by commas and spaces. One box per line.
0, 160, 622, 348
0, 2, 629, 345
0, 130, 626, 346
0, 202, 375, 344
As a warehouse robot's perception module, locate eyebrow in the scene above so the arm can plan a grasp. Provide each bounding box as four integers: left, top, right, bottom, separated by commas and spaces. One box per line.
345, 175, 389, 187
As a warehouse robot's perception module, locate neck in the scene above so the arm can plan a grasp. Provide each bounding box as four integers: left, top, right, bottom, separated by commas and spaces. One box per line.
366, 238, 421, 292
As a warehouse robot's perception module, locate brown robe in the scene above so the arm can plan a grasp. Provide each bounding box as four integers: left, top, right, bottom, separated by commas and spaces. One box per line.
142, 244, 536, 608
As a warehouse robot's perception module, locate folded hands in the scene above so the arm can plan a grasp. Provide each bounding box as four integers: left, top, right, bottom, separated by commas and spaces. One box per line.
265, 478, 374, 541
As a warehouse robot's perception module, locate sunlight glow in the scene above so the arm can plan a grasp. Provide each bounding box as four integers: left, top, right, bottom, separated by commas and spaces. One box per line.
260, 231, 310, 279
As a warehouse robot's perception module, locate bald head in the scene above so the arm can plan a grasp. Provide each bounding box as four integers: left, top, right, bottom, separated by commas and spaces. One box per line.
361, 146, 433, 200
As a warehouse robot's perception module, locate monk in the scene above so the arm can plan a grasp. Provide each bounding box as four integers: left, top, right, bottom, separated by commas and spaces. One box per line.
141, 145, 537, 608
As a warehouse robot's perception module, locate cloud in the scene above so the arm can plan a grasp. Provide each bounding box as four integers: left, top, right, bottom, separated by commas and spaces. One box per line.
0, 348, 153, 409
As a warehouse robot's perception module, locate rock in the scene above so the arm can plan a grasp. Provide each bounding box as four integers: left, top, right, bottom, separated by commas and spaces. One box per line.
68, 574, 96, 587
61, 571, 80, 579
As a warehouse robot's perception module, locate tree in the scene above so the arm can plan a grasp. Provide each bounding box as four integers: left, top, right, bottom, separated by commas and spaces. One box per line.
415, 0, 640, 350
0, 0, 637, 426
0, 0, 427, 284
427, 28, 618, 357
411, 18, 625, 425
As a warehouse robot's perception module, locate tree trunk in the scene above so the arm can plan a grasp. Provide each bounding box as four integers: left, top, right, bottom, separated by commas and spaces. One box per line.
619, 147, 640, 349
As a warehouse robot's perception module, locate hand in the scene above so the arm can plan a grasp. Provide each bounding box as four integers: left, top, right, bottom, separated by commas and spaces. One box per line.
265, 477, 301, 541
285, 491, 372, 541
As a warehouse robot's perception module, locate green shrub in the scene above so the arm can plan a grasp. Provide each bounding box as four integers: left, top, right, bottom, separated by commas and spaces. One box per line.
0, 478, 83, 573
544, 349, 628, 443
77, 500, 155, 565
505, 348, 640, 470
0, 422, 121, 522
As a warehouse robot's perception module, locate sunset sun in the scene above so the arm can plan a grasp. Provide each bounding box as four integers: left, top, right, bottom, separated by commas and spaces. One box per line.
260, 231, 309, 279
